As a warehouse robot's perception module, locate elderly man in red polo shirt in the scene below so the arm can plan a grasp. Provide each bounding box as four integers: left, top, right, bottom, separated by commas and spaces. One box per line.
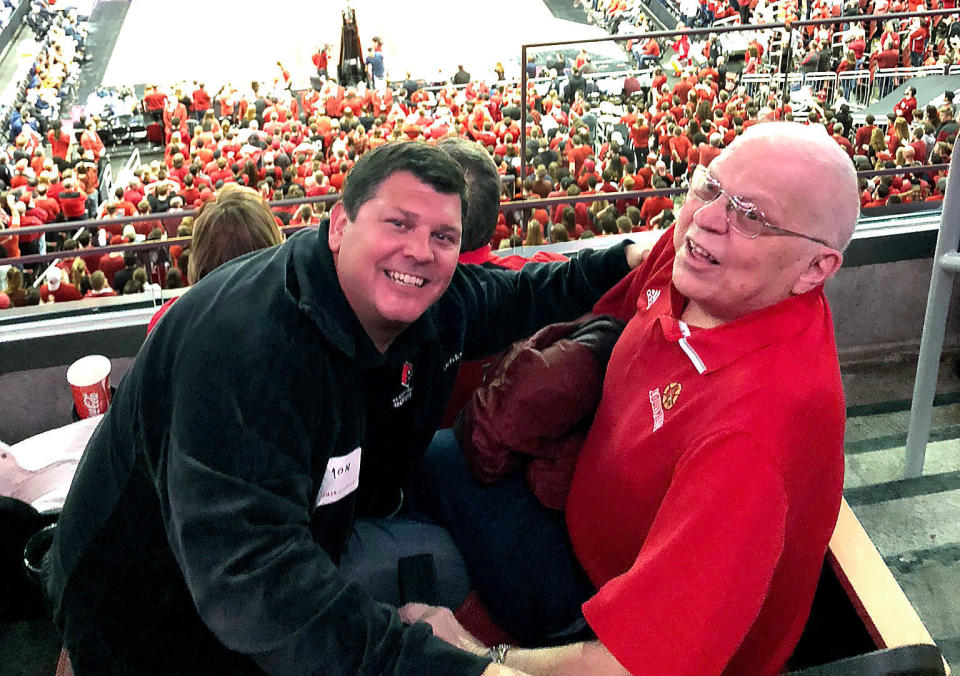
408, 121, 860, 676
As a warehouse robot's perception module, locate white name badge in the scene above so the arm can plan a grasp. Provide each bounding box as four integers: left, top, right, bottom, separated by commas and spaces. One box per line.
315, 447, 362, 507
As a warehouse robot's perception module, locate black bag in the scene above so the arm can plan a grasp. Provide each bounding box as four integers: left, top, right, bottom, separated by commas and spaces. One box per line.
0, 496, 57, 621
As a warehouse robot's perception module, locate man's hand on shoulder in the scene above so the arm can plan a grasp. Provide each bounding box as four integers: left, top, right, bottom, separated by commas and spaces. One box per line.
624, 242, 651, 269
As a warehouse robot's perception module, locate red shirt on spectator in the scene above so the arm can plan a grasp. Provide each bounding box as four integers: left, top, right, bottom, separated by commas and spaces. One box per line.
832, 133, 855, 157
669, 134, 693, 163
0, 217, 18, 258
47, 129, 71, 159
85, 287, 117, 299
80, 128, 105, 159
908, 25, 928, 53
143, 90, 167, 112
894, 96, 917, 124
639, 195, 674, 228
854, 124, 875, 154
191, 87, 211, 114
34, 198, 60, 222
870, 49, 900, 71
98, 254, 126, 286
39, 282, 82, 303
698, 143, 722, 168
58, 190, 87, 220
848, 38, 866, 60
910, 139, 927, 163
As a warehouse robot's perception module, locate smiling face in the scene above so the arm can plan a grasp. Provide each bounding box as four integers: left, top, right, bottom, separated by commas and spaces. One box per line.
329, 171, 462, 352
672, 126, 854, 328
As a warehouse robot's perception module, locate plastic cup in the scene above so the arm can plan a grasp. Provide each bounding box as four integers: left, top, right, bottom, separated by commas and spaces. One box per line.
67, 355, 112, 419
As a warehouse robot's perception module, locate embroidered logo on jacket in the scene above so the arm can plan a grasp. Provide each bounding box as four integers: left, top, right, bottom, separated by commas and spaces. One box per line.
649, 388, 664, 431
646, 288, 661, 309
443, 352, 462, 371
393, 361, 414, 408
662, 381, 682, 409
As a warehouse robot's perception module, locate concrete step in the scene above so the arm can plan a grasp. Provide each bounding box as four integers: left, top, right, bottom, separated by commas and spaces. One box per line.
841, 406, 960, 671
845, 436, 960, 489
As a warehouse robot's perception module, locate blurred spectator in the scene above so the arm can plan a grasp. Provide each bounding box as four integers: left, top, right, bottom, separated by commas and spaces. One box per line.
4, 266, 26, 307
84, 270, 116, 298
39, 266, 82, 303
111, 251, 139, 294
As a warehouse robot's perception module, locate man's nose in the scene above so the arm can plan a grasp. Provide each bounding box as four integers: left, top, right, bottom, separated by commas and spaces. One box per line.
403, 229, 433, 262
692, 195, 731, 234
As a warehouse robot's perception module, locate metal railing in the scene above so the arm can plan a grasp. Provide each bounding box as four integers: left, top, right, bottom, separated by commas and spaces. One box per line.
0, 164, 946, 271
905, 135, 960, 478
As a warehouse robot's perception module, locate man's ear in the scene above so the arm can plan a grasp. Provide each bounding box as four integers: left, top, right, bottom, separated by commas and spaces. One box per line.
328, 202, 348, 254
792, 250, 843, 295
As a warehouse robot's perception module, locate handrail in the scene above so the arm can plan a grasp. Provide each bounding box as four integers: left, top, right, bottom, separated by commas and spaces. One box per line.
99, 163, 113, 203
2, 162, 946, 248
1, 161, 947, 269
8, 193, 344, 238
904, 136, 960, 477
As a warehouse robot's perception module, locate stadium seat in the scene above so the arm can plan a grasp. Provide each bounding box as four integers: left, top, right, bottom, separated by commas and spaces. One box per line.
786, 500, 947, 674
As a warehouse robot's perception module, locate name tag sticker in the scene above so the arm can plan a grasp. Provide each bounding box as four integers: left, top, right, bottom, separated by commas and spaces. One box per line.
315, 447, 361, 507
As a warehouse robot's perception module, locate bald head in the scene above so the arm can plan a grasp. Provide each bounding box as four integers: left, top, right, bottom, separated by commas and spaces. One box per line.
727, 122, 859, 250
673, 122, 859, 327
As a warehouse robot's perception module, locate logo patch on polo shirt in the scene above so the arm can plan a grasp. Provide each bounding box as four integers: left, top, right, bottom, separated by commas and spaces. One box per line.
649, 388, 664, 431
662, 381, 682, 409
646, 288, 661, 309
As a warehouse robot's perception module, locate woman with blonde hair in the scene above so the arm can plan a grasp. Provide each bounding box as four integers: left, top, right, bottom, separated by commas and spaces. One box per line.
868, 126, 886, 162
523, 220, 545, 247
887, 117, 909, 155
70, 258, 92, 295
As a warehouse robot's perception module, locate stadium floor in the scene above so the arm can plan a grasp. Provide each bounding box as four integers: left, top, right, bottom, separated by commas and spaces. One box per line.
2, 0, 960, 671
100, 0, 614, 88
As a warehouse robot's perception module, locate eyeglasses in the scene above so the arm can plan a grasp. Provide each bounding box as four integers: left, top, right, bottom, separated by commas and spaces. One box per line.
688, 166, 836, 249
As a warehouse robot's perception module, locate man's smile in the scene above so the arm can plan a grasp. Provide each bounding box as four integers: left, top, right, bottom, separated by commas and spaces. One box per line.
686, 237, 719, 265
384, 269, 428, 288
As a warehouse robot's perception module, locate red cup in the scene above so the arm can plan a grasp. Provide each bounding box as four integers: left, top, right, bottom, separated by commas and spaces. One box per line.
67, 355, 112, 419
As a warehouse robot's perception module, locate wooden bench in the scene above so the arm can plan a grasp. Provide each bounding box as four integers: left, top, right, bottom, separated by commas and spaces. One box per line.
787, 498, 950, 674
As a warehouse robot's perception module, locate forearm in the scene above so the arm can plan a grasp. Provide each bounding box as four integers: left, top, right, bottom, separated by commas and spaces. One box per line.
502, 641, 629, 676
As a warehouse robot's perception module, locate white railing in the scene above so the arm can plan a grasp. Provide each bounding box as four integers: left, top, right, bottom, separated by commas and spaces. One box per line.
743, 65, 951, 109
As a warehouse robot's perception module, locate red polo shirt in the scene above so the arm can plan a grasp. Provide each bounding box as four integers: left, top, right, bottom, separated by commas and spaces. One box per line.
566, 227, 845, 675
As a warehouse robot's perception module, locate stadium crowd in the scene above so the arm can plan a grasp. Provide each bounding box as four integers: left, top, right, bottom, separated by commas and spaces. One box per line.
0, 0, 956, 311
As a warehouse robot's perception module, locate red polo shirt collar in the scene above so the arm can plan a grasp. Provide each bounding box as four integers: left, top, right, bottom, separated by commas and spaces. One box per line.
654, 284, 825, 375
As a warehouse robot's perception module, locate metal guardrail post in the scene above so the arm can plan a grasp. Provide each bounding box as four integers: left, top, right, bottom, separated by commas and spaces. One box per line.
904, 137, 960, 478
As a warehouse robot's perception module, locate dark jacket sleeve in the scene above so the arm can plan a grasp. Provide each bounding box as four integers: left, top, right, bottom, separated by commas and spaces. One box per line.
160, 324, 489, 675
447, 240, 632, 361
